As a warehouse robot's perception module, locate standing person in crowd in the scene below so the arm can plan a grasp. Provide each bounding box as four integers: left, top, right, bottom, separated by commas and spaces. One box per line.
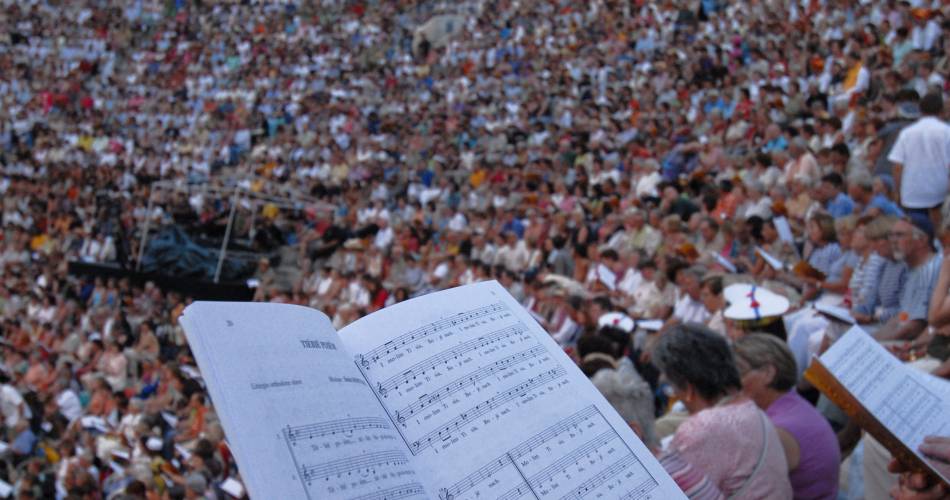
889, 93, 950, 228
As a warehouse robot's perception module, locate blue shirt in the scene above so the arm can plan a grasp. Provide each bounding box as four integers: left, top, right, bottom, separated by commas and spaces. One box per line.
826, 192, 855, 218
827, 250, 859, 283
865, 194, 904, 217
808, 242, 842, 277
854, 258, 907, 320
762, 136, 788, 153
900, 252, 942, 321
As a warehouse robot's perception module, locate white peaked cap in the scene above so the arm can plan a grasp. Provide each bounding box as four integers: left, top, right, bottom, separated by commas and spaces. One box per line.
146, 437, 164, 451
597, 312, 635, 333
723, 283, 790, 321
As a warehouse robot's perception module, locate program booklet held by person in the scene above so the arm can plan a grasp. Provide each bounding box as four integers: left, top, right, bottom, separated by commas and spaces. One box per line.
179, 281, 684, 500
805, 326, 950, 488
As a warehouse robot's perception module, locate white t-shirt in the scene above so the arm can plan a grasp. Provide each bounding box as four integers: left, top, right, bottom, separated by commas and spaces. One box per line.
56, 389, 83, 422
888, 117, 950, 208
673, 292, 711, 324
0, 385, 25, 428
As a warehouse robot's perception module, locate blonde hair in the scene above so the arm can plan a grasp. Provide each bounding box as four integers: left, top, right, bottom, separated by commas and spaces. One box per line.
834, 215, 857, 234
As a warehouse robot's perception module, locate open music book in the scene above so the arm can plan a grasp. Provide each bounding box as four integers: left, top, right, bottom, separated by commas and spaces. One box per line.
804, 326, 950, 488
179, 281, 683, 500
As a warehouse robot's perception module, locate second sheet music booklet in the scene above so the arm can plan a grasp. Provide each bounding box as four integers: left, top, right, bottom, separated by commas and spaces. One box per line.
180, 280, 685, 500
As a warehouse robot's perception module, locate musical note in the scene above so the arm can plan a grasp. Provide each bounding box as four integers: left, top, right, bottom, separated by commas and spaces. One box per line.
508, 406, 599, 460
299, 450, 410, 483
410, 367, 566, 454
361, 303, 508, 369
395, 345, 546, 420
349, 483, 427, 500
438, 454, 524, 500
558, 455, 646, 500
617, 478, 661, 500
525, 430, 615, 486
373, 323, 531, 396
283, 417, 390, 445
435, 405, 660, 500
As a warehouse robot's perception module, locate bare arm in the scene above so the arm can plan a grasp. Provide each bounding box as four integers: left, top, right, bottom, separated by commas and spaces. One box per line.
874, 317, 926, 342
821, 266, 854, 294
776, 427, 801, 471
892, 162, 903, 206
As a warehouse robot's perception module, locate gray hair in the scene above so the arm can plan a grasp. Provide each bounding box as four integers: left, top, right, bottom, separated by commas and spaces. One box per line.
848, 171, 874, 191
864, 216, 897, 240
733, 333, 798, 392
652, 323, 741, 401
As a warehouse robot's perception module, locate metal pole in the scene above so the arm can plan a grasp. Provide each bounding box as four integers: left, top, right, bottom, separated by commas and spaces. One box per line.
135, 190, 156, 272
248, 199, 257, 243
214, 191, 239, 283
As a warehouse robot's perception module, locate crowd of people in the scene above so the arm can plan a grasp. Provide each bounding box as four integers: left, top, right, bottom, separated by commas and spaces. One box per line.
2, 0, 950, 498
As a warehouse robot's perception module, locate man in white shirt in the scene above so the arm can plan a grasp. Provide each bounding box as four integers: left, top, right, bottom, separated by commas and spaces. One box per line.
889, 93, 950, 228
0, 373, 28, 428
670, 267, 711, 324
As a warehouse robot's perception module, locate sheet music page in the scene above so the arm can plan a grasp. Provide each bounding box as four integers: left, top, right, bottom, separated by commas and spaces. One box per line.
774, 216, 795, 244
339, 281, 684, 500
755, 245, 785, 271
180, 303, 428, 500
819, 326, 950, 482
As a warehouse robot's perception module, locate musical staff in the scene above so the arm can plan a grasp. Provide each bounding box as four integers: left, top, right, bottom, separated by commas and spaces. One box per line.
497, 484, 537, 500
410, 366, 567, 454
526, 430, 615, 486
617, 478, 661, 500
438, 454, 520, 500
375, 323, 531, 397
509, 406, 599, 460
395, 345, 547, 421
300, 450, 410, 482
360, 302, 508, 369
283, 417, 391, 444
350, 483, 427, 500
438, 405, 661, 500
557, 455, 645, 500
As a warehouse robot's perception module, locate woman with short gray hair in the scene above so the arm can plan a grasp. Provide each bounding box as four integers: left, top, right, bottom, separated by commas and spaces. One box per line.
653, 323, 792, 499
733, 334, 840, 500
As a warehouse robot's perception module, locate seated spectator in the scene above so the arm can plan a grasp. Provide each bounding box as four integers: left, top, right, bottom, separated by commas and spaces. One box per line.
852, 217, 906, 325
578, 319, 657, 449
809, 215, 860, 303
734, 334, 840, 500
799, 212, 843, 285
848, 217, 885, 313
652, 323, 793, 498
817, 173, 855, 219
873, 215, 940, 342
849, 172, 904, 218
693, 217, 725, 257
700, 276, 726, 336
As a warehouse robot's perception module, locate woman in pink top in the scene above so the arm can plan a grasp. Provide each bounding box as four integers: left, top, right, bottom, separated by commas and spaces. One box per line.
652, 323, 793, 499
